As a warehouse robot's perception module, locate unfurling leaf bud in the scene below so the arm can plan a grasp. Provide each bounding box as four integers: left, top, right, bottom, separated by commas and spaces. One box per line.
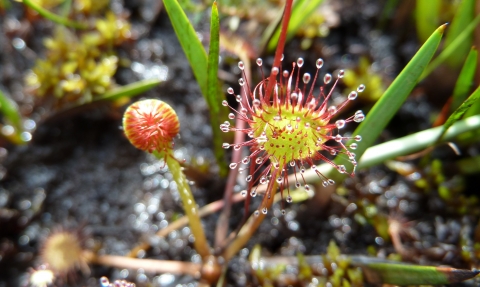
123, 99, 179, 153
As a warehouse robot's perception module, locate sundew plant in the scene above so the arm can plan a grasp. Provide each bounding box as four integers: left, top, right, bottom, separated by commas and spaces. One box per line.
221, 57, 365, 211
3, 0, 480, 286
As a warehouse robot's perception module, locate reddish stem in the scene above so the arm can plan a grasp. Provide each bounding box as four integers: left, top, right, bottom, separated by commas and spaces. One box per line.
214, 57, 252, 251
220, 0, 294, 259
264, 0, 294, 100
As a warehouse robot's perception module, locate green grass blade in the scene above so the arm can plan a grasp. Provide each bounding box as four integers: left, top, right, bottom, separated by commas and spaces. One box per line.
443, 0, 475, 68
163, 0, 208, 97
358, 114, 480, 169
207, 2, 228, 175
22, 0, 87, 29
328, 24, 446, 180
163, 0, 227, 171
465, 100, 480, 117
0, 88, 22, 130
350, 256, 480, 285
266, 0, 324, 53
421, 15, 480, 80
96, 79, 162, 102
451, 47, 477, 112
437, 85, 480, 142
415, 0, 440, 43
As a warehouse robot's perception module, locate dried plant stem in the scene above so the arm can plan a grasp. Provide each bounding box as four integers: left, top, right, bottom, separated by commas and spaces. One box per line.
222, 169, 279, 261
128, 192, 246, 258
84, 251, 201, 276
214, 54, 252, 251
160, 153, 211, 259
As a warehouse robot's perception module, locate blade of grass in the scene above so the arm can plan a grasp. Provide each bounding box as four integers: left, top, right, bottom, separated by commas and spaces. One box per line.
436, 85, 480, 143
451, 47, 477, 112
358, 114, 480, 169
22, 0, 87, 29
95, 79, 162, 102
443, 0, 475, 68
415, 0, 440, 43
163, 0, 227, 171
0, 88, 22, 131
206, 1, 228, 175
265, 0, 324, 53
350, 256, 480, 285
163, 0, 208, 96
327, 24, 446, 181
421, 14, 480, 80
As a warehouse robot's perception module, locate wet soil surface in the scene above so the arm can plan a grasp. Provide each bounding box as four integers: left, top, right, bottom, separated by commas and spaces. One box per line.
0, 0, 479, 286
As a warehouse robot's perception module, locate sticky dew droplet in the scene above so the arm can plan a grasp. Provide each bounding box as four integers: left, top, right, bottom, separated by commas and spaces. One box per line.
297, 57, 304, 67
256, 58, 263, 66
328, 106, 337, 115
337, 165, 347, 173
338, 70, 345, 78
354, 111, 365, 123
357, 84, 365, 93
291, 92, 298, 101
238, 61, 244, 70
335, 120, 345, 129
324, 73, 332, 84
303, 73, 311, 84
316, 58, 324, 69
348, 91, 357, 100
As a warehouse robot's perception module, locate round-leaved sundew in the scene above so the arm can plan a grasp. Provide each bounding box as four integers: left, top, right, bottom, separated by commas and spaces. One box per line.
221, 57, 365, 208
123, 99, 180, 154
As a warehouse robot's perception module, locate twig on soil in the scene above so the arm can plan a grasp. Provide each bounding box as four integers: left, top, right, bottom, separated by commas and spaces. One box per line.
84, 251, 201, 277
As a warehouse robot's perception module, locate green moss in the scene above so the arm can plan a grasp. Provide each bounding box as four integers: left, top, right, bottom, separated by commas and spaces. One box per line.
26, 8, 131, 110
